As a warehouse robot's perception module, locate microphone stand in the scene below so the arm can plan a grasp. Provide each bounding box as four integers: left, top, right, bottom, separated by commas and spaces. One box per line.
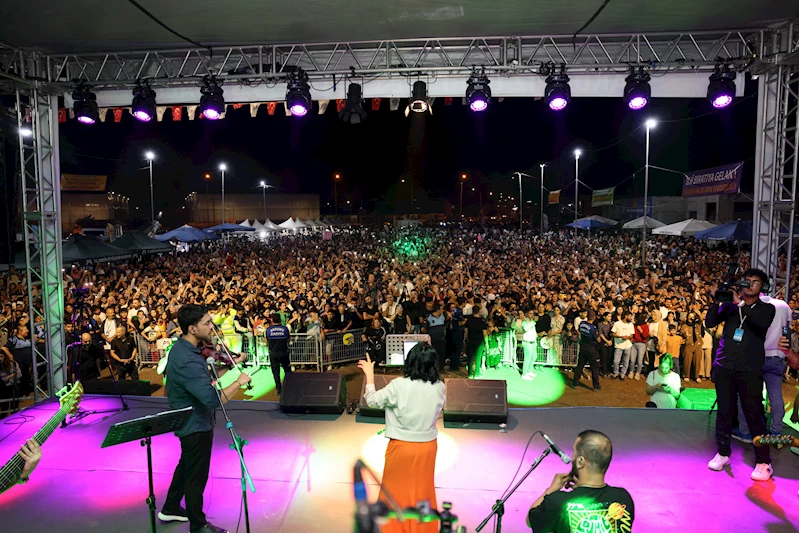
475, 446, 552, 533
208, 360, 255, 533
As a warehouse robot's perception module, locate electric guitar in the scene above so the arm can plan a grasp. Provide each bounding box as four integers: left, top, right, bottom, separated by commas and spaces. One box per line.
753, 434, 799, 448
0, 382, 84, 492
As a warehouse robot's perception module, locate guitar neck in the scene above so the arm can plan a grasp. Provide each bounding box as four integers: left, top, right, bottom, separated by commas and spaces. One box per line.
0, 406, 68, 489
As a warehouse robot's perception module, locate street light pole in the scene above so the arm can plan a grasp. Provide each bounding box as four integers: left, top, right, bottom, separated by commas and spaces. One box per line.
145, 151, 155, 222
517, 172, 523, 231
540, 164, 545, 234
460, 174, 466, 218
220, 163, 227, 223
643, 119, 657, 266
574, 153, 580, 224
260, 180, 267, 221
334, 174, 340, 215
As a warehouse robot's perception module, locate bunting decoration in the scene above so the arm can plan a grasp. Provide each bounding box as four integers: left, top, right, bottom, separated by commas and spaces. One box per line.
444, 97, 453, 105
318, 100, 329, 114
232, 103, 244, 110
187, 105, 198, 120
284, 102, 292, 116
390, 98, 400, 111
548, 190, 561, 205
69, 109, 75, 119
156, 106, 168, 121
58, 108, 67, 123
249, 103, 260, 117
112, 108, 123, 123
371, 98, 381, 111
336, 99, 346, 112
266, 102, 277, 115
98, 108, 108, 122
172, 106, 183, 122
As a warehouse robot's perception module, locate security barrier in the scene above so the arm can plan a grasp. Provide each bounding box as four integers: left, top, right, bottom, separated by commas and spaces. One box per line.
134, 334, 173, 368
515, 337, 579, 368
322, 328, 366, 368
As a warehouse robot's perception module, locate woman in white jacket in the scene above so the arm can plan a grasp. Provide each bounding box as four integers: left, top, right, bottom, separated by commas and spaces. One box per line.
358, 343, 445, 532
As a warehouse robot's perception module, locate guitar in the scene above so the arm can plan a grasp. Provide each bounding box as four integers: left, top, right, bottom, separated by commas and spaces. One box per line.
0, 382, 84, 492
753, 434, 799, 448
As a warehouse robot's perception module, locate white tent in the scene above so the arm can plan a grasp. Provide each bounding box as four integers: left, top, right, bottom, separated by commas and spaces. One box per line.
652, 218, 716, 237
581, 215, 619, 226
263, 219, 281, 231
293, 218, 309, 229
622, 216, 667, 230
304, 219, 318, 228
251, 220, 264, 230
278, 218, 298, 230
239, 219, 251, 227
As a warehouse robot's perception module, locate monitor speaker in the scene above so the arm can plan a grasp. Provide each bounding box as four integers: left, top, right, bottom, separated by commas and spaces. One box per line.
443, 378, 508, 424
279, 372, 346, 414
81, 378, 152, 397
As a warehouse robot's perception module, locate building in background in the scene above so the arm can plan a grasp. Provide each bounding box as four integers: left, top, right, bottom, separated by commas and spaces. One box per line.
597, 193, 752, 224
60, 175, 129, 235
187, 193, 319, 226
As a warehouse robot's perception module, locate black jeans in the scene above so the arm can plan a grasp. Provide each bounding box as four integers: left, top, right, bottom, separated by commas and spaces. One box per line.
270, 352, 291, 393
164, 430, 214, 530
598, 344, 611, 374
573, 344, 601, 389
713, 366, 771, 464
466, 341, 482, 376
113, 363, 139, 381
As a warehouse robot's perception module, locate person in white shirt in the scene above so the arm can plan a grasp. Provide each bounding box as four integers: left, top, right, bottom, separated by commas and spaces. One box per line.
359, 343, 445, 522
645, 353, 682, 408
611, 312, 634, 380
516, 310, 538, 380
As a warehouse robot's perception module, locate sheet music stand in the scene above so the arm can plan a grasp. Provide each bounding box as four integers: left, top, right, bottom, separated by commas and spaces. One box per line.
101, 407, 193, 533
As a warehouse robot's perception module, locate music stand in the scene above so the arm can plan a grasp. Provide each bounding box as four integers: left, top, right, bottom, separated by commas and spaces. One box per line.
101, 407, 193, 533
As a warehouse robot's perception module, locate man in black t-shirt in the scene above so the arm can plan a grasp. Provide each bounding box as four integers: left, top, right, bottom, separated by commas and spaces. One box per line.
464, 305, 488, 378
109, 325, 139, 380
527, 430, 634, 533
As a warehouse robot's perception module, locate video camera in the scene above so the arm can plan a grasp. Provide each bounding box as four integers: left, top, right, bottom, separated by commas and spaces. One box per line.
714, 264, 751, 303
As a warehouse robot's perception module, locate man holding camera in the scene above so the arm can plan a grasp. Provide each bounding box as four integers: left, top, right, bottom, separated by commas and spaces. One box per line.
705, 268, 774, 481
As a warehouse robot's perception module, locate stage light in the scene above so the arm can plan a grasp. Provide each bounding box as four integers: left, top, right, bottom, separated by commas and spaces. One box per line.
624, 67, 651, 110
708, 63, 736, 108
543, 64, 570, 111
339, 83, 367, 124
132, 80, 157, 122
286, 69, 312, 117
72, 82, 99, 125
408, 81, 428, 114
19, 126, 32, 137
466, 68, 491, 112
199, 76, 225, 120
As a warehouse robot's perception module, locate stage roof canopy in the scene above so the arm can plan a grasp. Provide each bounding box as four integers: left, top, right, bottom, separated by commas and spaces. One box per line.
1, 0, 795, 53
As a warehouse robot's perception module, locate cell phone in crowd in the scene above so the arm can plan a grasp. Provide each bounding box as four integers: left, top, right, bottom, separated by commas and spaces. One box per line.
785, 325, 792, 338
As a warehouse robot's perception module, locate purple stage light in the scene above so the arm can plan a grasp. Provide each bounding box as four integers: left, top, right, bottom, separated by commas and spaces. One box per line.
203, 109, 221, 120
628, 96, 648, 110
712, 94, 733, 108
133, 110, 153, 122
77, 115, 96, 125
290, 104, 309, 117
470, 98, 488, 112
549, 97, 568, 111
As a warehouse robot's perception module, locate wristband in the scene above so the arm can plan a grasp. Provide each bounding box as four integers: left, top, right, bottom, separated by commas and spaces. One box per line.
17, 476, 29, 485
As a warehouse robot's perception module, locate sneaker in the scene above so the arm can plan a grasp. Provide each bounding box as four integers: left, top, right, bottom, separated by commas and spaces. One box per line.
611, 374, 618, 380
521, 373, 536, 380
593, 386, 603, 391
619, 375, 625, 382
158, 508, 189, 523
634, 373, 640, 381
751, 463, 773, 482
696, 377, 702, 383
683, 377, 689, 382
707, 453, 730, 471
731, 428, 753, 444
628, 373, 634, 379
191, 523, 229, 533
790, 446, 799, 457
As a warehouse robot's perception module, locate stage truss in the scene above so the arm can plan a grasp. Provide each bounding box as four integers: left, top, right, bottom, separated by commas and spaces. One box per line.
0, 21, 796, 402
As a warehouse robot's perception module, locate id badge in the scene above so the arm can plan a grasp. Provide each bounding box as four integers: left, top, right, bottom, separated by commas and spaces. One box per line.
733, 328, 744, 342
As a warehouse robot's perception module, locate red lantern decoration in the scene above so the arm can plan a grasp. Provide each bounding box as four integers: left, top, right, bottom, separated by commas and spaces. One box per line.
58, 108, 67, 123
336, 99, 346, 112
232, 103, 244, 110
267, 102, 277, 115
113, 108, 124, 122
172, 106, 183, 122
371, 98, 381, 111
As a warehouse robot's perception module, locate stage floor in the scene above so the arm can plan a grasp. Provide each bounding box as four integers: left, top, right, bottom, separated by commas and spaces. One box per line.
1, 396, 798, 533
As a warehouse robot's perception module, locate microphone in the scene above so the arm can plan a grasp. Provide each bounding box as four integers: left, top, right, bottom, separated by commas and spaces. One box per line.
353, 460, 373, 533
206, 356, 220, 385
542, 433, 571, 464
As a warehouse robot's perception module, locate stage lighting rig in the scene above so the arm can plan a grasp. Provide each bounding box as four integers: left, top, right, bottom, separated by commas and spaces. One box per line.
132, 80, 157, 122
542, 63, 570, 111
406, 81, 429, 116
466, 68, 491, 112
199, 76, 225, 120
623, 66, 651, 110
72, 82, 99, 125
339, 83, 368, 124
286, 69, 312, 117
708, 63, 736, 108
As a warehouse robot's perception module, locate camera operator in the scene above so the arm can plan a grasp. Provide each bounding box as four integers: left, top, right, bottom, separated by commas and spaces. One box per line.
704, 268, 774, 481
76, 332, 103, 381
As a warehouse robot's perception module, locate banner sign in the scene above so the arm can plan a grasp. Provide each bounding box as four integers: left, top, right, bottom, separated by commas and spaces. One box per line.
591, 187, 615, 207
548, 190, 561, 205
61, 174, 107, 191
682, 162, 742, 197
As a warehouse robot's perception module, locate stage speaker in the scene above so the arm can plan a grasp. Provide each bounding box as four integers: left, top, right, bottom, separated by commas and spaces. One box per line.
359, 375, 399, 417
82, 378, 151, 397
443, 378, 508, 424
279, 372, 346, 414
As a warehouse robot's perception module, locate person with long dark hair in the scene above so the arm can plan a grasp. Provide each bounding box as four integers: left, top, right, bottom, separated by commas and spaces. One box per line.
358, 342, 445, 533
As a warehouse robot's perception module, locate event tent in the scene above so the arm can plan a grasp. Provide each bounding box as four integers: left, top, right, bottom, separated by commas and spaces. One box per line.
694, 220, 753, 241
262, 219, 282, 231
278, 218, 299, 230
111, 231, 175, 253
293, 218, 309, 229
239, 219, 252, 227
566, 218, 613, 230
622, 216, 667, 230
205, 222, 256, 233
652, 219, 716, 237
580, 215, 619, 226
155, 225, 219, 243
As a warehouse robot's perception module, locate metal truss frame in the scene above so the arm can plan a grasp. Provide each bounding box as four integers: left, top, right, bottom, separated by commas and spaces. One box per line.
16, 85, 66, 401
752, 21, 798, 302
2, 30, 757, 88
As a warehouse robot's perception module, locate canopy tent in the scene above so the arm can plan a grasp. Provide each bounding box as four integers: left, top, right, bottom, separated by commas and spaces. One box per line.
263, 219, 282, 231
278, 218, 299, 230
313, 219, 326, 227
293, 218, 309, 229
566, 218, 613, 230
622, 216, 667, 230
205, 222, 257, 233
23, 235, 133, 267
110, 231, 175, 253
694, 220, 753, 241
580, 215, 619, 226
304, 219, 320, 228
652, 219, 716, 237
239, 219, 252, 227
155, 225, 220, 243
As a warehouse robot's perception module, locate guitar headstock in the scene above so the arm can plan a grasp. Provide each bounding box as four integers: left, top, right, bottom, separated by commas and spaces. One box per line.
753, 434, 796, 447
56, 382, 84, 415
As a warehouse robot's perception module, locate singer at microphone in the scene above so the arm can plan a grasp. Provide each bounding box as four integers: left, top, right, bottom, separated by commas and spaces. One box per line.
160, 304, 251, 533
527, 430, 635, 533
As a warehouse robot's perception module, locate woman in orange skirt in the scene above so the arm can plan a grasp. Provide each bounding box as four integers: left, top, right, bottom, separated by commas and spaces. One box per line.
359, 343, 446, 533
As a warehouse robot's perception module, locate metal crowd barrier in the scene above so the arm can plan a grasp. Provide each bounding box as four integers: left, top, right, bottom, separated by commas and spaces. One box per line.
515, 337, 579, 368
134, 333, 171, 368
322, 328, 367, 368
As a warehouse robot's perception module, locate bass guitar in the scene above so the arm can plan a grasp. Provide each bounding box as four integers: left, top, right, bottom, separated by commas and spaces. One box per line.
0, 382, 84, 492
753, 434, 799, 448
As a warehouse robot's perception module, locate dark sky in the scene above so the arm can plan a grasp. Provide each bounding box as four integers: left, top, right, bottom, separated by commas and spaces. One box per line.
59, 78, 758, 217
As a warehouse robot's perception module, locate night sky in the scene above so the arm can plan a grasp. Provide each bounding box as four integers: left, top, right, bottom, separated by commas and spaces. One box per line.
58, 78, 758, 221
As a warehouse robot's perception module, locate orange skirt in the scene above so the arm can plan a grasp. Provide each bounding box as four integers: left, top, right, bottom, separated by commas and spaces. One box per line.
379, 439, 438, 533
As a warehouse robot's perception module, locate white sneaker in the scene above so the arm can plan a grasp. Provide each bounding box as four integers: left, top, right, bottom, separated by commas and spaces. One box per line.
683, 377, 689, 382
521, 373, 535, 380
634, 373, 640, 381
708, 453, 730, 471
751, 463, 773, 481
696, 377, 702, 383
627, 373, 634, 379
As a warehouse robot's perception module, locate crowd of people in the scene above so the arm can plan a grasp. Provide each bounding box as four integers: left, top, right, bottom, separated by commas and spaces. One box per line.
1, 224, 798, 414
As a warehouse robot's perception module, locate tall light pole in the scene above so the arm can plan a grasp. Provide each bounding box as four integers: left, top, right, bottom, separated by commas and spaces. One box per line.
145, 151, 155, 221
642, 119, 657, 265
459, 174, 466, 217
516, 172, 523, 231
334, 173, 340, 215
260, 180, 268, 221
219, 163, 227, 223
573, 149, 582, 224
540, 163, 546, 234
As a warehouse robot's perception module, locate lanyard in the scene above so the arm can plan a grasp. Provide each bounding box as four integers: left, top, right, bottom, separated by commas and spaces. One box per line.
737, 302, 756, 328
